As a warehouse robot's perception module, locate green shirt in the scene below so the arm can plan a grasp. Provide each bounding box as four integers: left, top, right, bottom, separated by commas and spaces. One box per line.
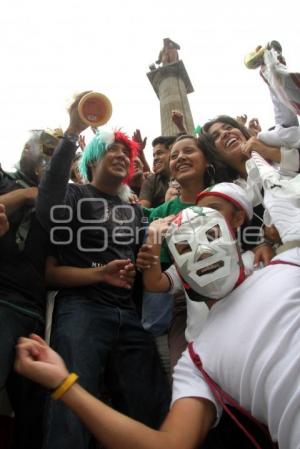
145, 196, 194, 267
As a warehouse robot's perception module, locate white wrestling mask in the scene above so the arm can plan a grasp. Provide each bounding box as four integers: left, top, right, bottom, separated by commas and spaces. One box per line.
165, 206, 244, 301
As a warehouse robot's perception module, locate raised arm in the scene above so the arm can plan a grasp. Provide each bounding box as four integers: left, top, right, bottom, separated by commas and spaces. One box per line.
241, 137, 281, 163
36, 93, 89, 231
137, 216, 174, 292
132, 129, 151, 173
0, 187, 37, 216
171, 110, 187, 134
45, 256, 136, 290
15, 335, 215, 449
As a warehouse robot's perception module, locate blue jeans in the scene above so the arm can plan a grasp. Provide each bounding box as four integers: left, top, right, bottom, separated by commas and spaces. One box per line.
44, 296, 170, 449
142, 291, 173, 337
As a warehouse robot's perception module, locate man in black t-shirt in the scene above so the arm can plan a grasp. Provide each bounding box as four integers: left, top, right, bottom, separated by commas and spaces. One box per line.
37, 95, 170, 449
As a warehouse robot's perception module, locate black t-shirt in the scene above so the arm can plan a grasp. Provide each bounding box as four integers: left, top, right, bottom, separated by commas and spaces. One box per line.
51, 183, 146, 308
0, 168, 49, 320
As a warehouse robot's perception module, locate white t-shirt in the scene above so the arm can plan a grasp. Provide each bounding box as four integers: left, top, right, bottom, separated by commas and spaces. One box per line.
172, 248, 300, 449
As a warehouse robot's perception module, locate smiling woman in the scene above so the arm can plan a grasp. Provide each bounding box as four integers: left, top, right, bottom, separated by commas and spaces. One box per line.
168, 134, 226, 198
202, 116, 275, 265
202, 115, 252, 180
142, 135, 226, 377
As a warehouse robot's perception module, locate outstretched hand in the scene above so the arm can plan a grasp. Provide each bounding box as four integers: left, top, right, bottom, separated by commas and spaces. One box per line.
136, 244, 159, 270
102, 259, 136, 289
171, 110, 187, 132
132, 129, 147, 152
236, 114, 247, 126
66, 91, 91, 135
253, 243, 274, 267
165, 182, 180, 202
248, 118, 261, 136
148, 215, 175, 237
241, 137, 275, 159
78, 135, 86, 150
15, 334, 69, 389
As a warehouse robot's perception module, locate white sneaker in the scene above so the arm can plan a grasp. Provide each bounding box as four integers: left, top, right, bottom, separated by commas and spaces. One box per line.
244, 46, 266, 69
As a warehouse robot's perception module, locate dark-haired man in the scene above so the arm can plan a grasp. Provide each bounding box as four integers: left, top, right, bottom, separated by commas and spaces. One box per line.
139, 135, 175, 208
37, 97, 170, 449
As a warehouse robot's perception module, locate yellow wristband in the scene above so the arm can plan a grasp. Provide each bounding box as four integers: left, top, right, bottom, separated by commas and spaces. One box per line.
51, 373, 78, 400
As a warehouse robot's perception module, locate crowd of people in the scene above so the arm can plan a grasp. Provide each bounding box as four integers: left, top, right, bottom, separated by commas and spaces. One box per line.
1, 40, 300, 449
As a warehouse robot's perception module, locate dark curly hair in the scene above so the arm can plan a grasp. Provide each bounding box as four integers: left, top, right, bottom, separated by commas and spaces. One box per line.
201, 115, 252, 181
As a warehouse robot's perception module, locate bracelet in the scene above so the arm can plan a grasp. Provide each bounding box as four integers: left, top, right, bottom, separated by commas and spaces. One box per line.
263, 238, 274, 247
51, 373, 79, 400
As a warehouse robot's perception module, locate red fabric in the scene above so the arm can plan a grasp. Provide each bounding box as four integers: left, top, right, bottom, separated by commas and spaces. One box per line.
196, 191, 250, 221
269, 259, 300, 268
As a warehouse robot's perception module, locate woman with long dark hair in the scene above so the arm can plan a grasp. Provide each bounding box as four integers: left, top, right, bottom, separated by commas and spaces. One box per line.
202, 115, 275, 265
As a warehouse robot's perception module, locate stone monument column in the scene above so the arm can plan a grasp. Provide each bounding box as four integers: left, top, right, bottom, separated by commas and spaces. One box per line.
147, 59, 195, 135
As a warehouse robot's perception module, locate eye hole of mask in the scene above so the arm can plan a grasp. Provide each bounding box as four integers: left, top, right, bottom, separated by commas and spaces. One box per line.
175, 240, 192, 255
206, 224, 221, 242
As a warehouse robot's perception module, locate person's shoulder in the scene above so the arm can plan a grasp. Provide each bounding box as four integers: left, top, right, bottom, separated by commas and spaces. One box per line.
66, 182, 85, 194
143, 173, 156, 185
139, 173, 156, 195
65, 182, 93, 202
271, 247, 300, 267
67, 182, 98, 195
125, 199, 142, 212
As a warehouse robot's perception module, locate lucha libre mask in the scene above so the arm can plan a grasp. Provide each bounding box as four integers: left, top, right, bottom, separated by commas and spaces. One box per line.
165, 206, 244, 301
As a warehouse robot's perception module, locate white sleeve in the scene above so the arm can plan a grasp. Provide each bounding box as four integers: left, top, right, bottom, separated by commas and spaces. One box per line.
280, 146, 300, 173
263, 190, 300, 243
165, 264, 184, 295
172, 348, 222, 426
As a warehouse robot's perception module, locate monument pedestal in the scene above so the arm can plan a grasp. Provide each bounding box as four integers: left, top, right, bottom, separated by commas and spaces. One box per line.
147, 60, 194, 135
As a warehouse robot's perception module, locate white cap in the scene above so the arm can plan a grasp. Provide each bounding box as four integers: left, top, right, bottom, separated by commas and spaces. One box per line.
196, 182, 253, 220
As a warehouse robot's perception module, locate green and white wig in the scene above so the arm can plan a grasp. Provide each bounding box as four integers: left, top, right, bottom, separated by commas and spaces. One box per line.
79, 130, 139, 184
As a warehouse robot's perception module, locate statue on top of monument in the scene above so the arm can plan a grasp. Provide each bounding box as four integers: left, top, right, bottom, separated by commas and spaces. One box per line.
149, 38, 180, 71
157, 38, 180, 66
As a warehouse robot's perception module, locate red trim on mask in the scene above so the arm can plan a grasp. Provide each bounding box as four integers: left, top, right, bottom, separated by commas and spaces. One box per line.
196, 191, 250, 220
172, 210, 184, 227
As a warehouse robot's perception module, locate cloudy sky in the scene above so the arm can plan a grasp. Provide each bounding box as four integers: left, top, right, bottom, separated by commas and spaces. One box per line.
0, 0, 299, 169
